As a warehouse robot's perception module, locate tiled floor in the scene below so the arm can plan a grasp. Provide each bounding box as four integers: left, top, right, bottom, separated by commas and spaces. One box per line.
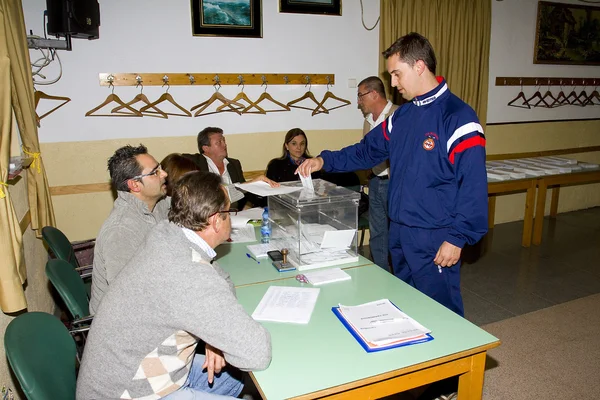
360, 206, 600, 327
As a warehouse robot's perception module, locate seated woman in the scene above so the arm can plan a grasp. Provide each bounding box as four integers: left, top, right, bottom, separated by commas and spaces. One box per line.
266, 128, 360, 187
160, 153, 200, 196
266, 128, 322, 183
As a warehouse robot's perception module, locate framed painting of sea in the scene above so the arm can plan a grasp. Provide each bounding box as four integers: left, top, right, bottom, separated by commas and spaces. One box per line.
191, 0, 262, 38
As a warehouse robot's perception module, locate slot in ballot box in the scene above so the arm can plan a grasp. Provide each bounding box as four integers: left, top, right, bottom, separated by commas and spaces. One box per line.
268, 179, 360, 271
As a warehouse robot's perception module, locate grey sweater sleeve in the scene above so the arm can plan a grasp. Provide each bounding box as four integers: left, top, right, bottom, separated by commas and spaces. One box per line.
175, 261, 271, 370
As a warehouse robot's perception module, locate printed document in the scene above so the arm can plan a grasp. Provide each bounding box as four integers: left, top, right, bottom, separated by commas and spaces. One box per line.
235, 181, 303, 197
338, 299, 430, 346
252, 286, 320, 324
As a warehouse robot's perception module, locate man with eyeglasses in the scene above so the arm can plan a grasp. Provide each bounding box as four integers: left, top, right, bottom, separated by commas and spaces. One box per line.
77, 171, 272, 400
357, 76, 399, 271
89, 144, 170, 314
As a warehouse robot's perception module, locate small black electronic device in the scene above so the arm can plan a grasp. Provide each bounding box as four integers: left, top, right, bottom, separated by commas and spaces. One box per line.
46, 0, 101, 40
267, 250, 283, 262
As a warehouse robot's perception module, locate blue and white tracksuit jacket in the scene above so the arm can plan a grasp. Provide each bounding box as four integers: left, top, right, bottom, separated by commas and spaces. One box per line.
320, 79, 488, 315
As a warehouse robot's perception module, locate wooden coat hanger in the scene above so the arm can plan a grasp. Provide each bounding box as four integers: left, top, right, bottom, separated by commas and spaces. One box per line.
539, 80, 558, 108
507, 80, 530, 109
287, 77, 329, 114
34, 89, 71, 124
216, 78, 265, 114
85, 83, 143, 117
526, 82, 552, 108
566, 81, 585, 106
243, 78, 290, 113
190, 80, 244, 117
311, 79, 351, 116
111, 81, 168, 118
575, 82, 589, 107
552, 82, 569, 107
586, 81, 600, 105
139, 79, 191, 117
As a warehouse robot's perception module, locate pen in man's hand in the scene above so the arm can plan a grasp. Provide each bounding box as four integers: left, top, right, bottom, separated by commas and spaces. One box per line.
246, 253, 260, 264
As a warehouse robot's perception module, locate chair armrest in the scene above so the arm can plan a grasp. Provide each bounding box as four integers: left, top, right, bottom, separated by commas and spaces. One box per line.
72, 315, 93, 326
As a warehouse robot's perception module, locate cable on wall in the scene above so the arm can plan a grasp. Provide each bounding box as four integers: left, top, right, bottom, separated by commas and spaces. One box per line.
360, 0, 379, 31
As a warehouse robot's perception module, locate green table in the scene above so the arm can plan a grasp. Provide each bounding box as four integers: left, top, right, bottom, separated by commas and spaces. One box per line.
215, 240, 372, 288
236, 265, 500, 399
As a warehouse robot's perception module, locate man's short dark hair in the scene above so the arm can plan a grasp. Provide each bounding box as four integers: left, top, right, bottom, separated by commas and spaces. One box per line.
107, 144, 147, 192
169, 171, 228, 231
358, 76, 387, 98
382, 32, 437, 75
197, 127, 223, 154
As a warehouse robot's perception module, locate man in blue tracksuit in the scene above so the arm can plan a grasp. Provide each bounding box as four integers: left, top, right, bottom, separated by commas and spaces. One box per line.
296, 33, 488, 316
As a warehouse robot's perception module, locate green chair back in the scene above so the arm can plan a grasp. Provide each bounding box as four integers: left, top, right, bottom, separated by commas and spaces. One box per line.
4, 312, 77, 400
42, 226, 80, 269
46, 259, 90, 319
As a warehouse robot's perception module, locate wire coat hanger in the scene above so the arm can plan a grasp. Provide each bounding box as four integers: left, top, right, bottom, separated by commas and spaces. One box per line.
139, 76, 192, 117
507, 79, 530, 109
287, 76, 329, 114
111, 78, 168, 118
85, 80, 143, 117
311, 77, 351, 116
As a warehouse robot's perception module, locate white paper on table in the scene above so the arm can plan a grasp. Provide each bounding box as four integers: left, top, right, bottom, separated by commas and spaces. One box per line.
303, 268, 351, 285
252, 286, 320, 324
235, 181, 303, 197
230, 207, 264, 229
299, 173, 314, 191
320, 229, 356, 250
228, 224, 257, 243
338, 299, 430, 346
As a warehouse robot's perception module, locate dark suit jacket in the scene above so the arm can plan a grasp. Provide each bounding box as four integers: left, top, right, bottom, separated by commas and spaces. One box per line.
181, 153, 265, 208
181, 153, 246, 184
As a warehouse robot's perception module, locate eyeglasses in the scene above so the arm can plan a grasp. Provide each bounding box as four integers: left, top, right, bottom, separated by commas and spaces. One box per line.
357, 90, 372, 100
210, 208, 238, 218
130, 164, 163, 181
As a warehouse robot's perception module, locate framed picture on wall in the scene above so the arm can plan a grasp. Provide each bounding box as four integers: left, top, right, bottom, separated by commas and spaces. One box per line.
534, 1, 600, 65
191, 0, 262, 38
279, 0, 342, 16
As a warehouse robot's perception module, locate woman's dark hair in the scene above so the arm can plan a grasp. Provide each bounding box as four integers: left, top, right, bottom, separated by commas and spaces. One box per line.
160, 153, 201, 196
168, 171, 228, 231
279, 128, 311, 159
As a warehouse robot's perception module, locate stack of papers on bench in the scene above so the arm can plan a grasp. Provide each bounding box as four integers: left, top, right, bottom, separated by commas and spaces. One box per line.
332, 299, 432, 352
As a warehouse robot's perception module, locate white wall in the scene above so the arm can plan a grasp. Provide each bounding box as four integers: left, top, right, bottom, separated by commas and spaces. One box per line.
488, 0, 600, 124
23, 0, 381, 143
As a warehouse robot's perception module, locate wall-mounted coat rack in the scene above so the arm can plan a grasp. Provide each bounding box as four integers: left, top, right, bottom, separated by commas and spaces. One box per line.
495, 77, 600, 86
99, 73, 335, 86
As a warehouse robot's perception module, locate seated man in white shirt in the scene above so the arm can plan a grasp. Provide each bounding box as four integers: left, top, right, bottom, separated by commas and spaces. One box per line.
182, 127, 277, 208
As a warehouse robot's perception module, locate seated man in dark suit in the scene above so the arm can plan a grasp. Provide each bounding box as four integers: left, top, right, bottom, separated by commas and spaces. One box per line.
183, 127, 277, 208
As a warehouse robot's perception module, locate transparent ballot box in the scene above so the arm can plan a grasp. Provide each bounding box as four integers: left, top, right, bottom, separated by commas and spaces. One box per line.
268, 179, 360, 271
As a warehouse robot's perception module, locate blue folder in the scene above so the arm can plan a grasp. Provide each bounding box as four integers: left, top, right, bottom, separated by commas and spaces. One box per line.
332, 304, 433, 353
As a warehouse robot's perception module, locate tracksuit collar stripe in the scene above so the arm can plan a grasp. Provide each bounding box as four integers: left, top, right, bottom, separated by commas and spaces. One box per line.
412, 80, 448, 106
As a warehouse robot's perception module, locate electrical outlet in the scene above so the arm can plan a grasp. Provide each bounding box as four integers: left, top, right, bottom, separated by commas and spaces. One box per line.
348, 78, 357, 88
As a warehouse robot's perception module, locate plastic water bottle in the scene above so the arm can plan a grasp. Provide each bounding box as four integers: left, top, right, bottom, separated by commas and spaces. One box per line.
260, 207, 271, 244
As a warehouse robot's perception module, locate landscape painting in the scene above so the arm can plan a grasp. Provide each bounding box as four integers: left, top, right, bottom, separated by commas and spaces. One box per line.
534, 1, 600, 65
191, 0, 262, 38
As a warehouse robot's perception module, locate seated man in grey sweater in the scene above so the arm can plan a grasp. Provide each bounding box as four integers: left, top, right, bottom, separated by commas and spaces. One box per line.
77, 171, 272, 399
89, 144, 170, 314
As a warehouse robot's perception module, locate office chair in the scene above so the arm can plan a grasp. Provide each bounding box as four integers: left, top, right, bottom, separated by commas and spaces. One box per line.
42, 226, 93, 296
4, 312, 77, 400
46, 259, 93, 360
